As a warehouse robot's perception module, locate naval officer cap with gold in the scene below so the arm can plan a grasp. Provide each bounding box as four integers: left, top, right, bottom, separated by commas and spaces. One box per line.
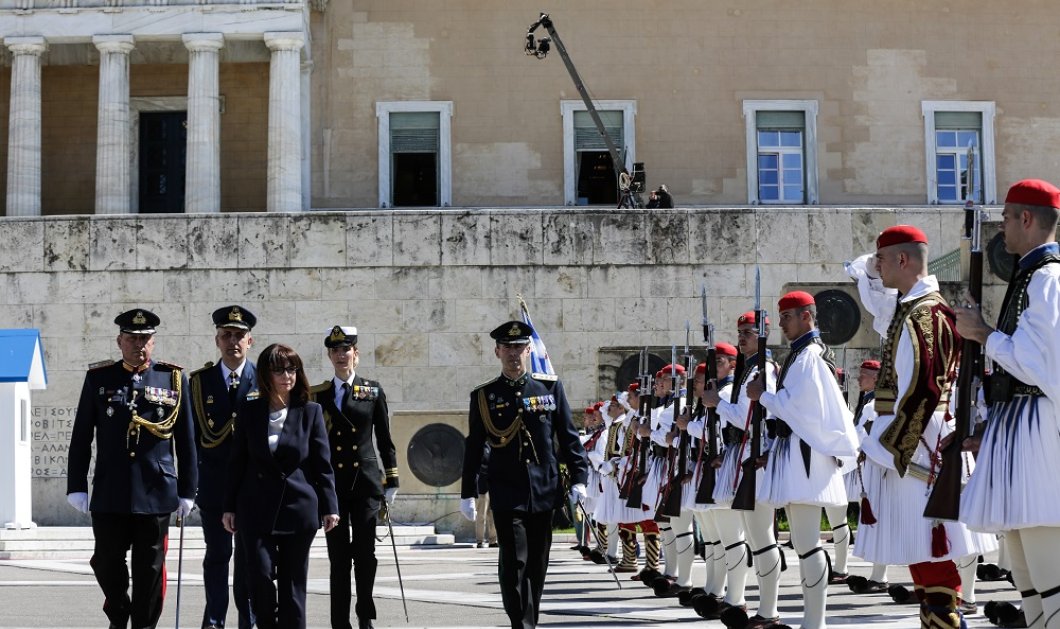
114, 308, 160, 334
325, 325, 358, 348
212, 305, 257, 331
490, 320, 534, 345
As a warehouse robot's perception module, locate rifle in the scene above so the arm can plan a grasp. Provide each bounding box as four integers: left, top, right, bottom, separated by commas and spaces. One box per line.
924, 147, 984, 521
733, 267, 767, 511
624, 349, 653, 509
695, 284, 719, 504
662, 336, 695, 517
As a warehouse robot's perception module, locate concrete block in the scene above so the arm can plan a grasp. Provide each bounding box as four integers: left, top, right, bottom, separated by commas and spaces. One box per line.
586, 265, 641, 299
560, 298, 616, 333
489, 211, 543, 266
374, 333, 429, 367
269, 268, 324, 301
238, 214, 290, 269
543, 212, 594, 266
352, 299, 404, 335
110, 270, 166, 304
289, 213, 347, 268
393, 214, 441, 266
429, 266, 485, 300
0, 219, 43, 272
293, 299, 358, 337
533, 266, 588, 299
247, 299, 298, 337
137, 217, 188, 270
428, 330, 489, 369
614, 297, 672, 333
596, 213, 647, 265
479, 266, 536, 300
432, 298, 509, 334
806, 209, 854, 263
320, 267, 379, 300
646, 211, 689, 265
346, 212, 393, 267
756, 209, 809, 264
897, 210, 947, 254
89, 218, 138, 271
850, 209, 898, 256
43, 219, 89, 272
441, 211, 491, 266
0, 304, 33, 327
374, 267, 433, 302
691, 262, 750, 299
187, 215, 239, 270
688, 209, 757, 264
401, 299, 449, 332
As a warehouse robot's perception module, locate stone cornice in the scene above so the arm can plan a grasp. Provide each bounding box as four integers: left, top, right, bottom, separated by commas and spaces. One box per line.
5, 35, 47, 55
92, 33, 134, 54
181, 32, 224, 52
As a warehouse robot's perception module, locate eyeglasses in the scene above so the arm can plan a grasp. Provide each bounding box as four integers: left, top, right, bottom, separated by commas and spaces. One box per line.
271, 367, 299, 375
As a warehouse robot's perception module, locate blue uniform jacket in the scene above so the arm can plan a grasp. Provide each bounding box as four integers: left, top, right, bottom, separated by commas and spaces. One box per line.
461, 373, 588, 513
189, 361, 258, 513
224, 398, 339, 536
68, 360, 198, 514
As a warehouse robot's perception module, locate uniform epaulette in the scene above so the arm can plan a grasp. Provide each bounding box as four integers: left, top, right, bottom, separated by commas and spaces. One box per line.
473, 375, 501, 390
310, 381, 331, 395
154, 360, 184, 371
531, 372, 558, 382
189, 361, 214, 378
88, 359, 114, 370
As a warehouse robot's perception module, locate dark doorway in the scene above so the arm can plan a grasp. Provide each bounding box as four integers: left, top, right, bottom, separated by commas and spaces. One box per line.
392, 153, 438, 207
139, 111, 187, 213
577, 151, 617, 205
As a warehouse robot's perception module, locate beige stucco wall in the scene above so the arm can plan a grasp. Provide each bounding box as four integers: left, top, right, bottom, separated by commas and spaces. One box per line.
0, 206, 1010, 523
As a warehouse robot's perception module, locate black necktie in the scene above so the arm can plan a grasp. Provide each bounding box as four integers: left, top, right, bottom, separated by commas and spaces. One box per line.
228, 372, 240, 406
341, 382, 352, 410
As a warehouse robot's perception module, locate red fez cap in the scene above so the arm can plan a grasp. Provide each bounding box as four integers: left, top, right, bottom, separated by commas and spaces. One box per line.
627, 382, 640, 393
584, 406, 596, 415
877, 225, 928, 249
737, 311, 770, 326
860, 359, 881, 371
778, 291, 815, 311
659, 363, 687, 377
715, 342, 738, 358
1006, 179, 1060, 209
593, 401, 605, 410
694, 362, 707, 375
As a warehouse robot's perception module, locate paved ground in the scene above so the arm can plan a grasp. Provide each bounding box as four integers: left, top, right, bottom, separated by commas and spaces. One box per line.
0, 541, 1021, 628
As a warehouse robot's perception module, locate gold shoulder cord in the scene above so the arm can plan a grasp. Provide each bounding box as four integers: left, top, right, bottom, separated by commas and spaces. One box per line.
191, 372, 234, 449
477, 389, 521, 446
129, 370, 182, 441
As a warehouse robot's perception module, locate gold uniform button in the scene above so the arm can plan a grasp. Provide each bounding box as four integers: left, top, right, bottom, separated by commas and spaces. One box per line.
336, 431, 342, 436
336, 446, 342, 451
129, 452, 136, 458
231, 412, 237, 418
351, 427, 357, 433
337, 463, 344, 469
353, 462, 360, 468
352, 445, 358, 451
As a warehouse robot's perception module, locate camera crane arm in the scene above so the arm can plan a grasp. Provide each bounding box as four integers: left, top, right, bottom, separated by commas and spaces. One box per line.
526, 13, 625, 181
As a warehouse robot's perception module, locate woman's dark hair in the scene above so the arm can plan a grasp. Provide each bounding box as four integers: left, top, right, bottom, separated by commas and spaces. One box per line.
256, 343, 310, 406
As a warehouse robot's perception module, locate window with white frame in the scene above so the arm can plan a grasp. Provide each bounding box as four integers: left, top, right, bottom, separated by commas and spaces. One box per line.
561, 100, 636, 206
743, 100, 819, 205
922, 101, 996, 204
376, 101, 453, 208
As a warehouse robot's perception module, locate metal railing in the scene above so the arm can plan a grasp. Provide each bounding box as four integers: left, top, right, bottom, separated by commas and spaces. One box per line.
929, 247, 962, 283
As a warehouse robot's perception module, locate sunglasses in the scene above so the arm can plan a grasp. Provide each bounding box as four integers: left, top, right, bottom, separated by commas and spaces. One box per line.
271, 366, 299, 375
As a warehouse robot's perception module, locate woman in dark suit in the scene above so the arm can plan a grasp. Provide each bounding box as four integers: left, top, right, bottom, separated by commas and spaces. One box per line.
222, 343, 339, 629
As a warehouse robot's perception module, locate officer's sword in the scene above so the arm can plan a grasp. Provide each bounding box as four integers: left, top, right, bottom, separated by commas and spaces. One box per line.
575, 500, 622, 589
175, 515, 185, 629
381, 502, 410, 623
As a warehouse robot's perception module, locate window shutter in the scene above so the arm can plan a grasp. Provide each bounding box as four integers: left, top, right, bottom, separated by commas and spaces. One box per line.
934, 111, 982, 130
390, 112, 440, 153
756, 110, 805, 129
574, 110, 624, 151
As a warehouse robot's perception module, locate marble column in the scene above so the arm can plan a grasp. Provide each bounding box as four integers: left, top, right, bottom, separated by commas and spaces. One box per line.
93, 35, 135, 214
264, 32, 304, 212
183, 33, 224, 213
5, 37, 47, 217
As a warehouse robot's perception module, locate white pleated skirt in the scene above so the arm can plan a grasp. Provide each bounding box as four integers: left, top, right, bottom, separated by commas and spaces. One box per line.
594, 473, 645, 524
712, 444, 743, 505
961, 395, 1060, 532
759, 436, 848, 508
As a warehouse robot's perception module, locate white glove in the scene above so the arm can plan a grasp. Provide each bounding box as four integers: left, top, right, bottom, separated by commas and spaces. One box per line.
176, 498, 195, 518
384, 487, 399, 505
598, 460, 614, 476
460, 496, 477, 522
66, 492, 89, 514
570, 483, 588, 506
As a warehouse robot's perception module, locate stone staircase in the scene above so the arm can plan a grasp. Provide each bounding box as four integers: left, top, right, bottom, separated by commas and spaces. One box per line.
0, 525, 454, 560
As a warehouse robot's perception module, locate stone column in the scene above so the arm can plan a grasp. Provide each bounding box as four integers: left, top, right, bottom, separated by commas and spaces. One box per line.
264, 32, 304, 212
5, 37, 47, 217
93, 35, 135, 214
183, 33, 224, 213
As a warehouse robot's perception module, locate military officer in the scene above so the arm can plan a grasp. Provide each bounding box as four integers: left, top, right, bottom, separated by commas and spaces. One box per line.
189, 305, 259, 629
460, 320, 589, 629
67, 309, 198, 629
312, 326, 398, 629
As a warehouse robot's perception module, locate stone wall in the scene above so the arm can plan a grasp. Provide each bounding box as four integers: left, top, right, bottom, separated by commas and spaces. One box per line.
0, 206, 1005, 524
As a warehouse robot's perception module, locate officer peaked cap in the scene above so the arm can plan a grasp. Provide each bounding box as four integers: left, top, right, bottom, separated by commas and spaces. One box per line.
490, 320, 533, 345
115, 308, 159, 335
325, 325, 358, 348
213, 305, 256, 331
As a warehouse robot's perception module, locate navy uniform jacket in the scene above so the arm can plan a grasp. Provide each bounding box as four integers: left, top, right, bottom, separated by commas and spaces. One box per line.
68, 360, 198, 514
189, 361, 258, 513
461, 372, 588, 513
312, 376, 399, 499
223, 399, 339, 536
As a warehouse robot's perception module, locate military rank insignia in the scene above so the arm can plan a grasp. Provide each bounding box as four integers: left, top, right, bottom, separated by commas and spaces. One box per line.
246, 391, 261, 401
522, 395, 556, 412
144, 386, 177, 406
351, 385, 378, 401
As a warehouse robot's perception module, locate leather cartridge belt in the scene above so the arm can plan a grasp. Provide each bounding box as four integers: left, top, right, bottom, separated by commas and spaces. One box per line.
722, 425, 745, 445
651, 444, 668, 458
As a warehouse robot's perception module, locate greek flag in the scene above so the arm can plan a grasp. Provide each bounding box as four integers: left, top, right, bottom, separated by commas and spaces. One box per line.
518, 297, 555, 376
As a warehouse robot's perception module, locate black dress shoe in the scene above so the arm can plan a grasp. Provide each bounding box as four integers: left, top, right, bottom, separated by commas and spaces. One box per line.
358, 619, 375, 629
